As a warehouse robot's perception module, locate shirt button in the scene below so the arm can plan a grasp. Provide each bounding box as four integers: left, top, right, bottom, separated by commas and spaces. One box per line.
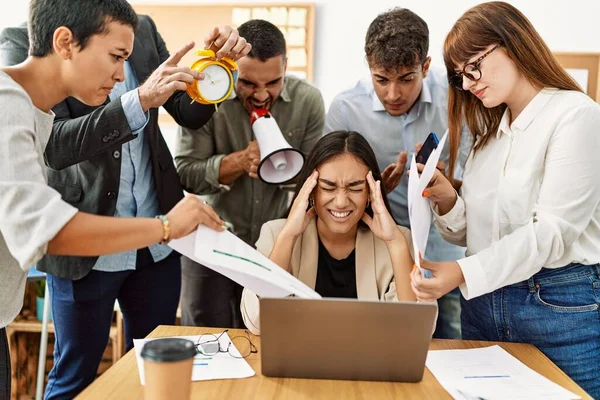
113, 150, 121, 159
132, 153, 136, 158
255, 200, 259, 204
107, 191, 117, 199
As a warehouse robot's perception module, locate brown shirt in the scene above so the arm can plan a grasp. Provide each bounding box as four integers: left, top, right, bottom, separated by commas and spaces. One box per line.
175, 75, 325, 245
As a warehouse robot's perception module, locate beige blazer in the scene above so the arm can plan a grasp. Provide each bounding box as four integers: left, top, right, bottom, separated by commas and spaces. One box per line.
241, 218, 414, 335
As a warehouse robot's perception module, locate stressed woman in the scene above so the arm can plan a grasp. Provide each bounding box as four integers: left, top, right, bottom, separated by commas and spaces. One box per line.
241, 131, 418, 334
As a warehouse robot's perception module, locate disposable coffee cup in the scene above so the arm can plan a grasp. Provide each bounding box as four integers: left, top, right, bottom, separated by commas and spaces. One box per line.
140, 338, 196, 400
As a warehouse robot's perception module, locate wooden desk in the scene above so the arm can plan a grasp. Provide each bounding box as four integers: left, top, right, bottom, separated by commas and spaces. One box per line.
77, 325, 591, 400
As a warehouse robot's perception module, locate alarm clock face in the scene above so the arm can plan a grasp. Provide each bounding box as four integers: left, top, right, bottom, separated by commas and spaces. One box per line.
197, 64, 231, 102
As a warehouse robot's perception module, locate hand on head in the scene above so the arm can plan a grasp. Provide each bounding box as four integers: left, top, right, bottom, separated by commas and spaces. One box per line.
361, 171, 400, 243
281, 170, 319, 238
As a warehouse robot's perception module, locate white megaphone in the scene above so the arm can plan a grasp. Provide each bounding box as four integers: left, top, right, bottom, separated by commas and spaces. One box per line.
250, 108, 304, 184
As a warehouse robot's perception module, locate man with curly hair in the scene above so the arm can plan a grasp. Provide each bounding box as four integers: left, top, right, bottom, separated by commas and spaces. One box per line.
324, 8, 471, 339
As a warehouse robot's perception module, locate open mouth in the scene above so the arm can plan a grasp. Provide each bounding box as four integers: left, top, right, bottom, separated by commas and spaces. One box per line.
328, 210, 352, 220
248, 100, 271, 110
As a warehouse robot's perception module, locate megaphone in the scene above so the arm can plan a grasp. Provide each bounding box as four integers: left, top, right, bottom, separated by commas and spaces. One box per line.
250, 109, 305, 184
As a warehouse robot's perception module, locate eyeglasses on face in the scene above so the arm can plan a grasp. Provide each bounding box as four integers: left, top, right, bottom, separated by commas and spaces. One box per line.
449, 44, 501, 90
195, 330, 258, 359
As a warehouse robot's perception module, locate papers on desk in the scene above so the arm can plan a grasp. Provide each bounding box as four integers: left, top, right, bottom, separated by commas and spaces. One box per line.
426, 345, 581, 400
407, 130, 448, 277
133, 333, 255, 384
169, 225, 322, 299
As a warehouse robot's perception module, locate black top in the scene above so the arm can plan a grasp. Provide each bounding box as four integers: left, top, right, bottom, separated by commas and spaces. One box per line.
315, 239, 358, 299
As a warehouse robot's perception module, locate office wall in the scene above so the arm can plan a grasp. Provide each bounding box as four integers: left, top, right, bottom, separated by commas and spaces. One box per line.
2, 0, 600, 108
134, 0, 600, 107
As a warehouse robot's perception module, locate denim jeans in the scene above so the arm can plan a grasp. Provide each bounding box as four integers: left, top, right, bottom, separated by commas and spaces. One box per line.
433, 287, 462, 339
44, 250, 181, 400
461, 263, 600, 399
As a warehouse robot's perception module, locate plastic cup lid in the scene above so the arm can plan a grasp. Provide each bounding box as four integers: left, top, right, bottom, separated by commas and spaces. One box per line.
140, 338, 196, 362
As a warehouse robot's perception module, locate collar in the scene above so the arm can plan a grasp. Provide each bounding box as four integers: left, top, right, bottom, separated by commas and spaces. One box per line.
369, 74, 433, 112
279, 77, 292, 102
497, 88, 557, 138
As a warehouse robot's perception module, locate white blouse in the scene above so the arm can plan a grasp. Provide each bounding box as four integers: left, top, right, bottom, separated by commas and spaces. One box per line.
434, 88, 600, 299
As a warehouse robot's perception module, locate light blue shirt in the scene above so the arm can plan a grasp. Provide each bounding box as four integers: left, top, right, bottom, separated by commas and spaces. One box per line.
324, 67, 472, 262
93, 61, 172, 272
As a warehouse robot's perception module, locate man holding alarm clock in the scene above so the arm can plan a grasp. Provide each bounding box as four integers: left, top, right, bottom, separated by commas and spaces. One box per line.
324, 8, 472, 339
176, 19, 325, 329
0, 12, 250, 399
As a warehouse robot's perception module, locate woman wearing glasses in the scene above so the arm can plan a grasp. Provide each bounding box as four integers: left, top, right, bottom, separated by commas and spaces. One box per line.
411, 2, 600, 396
241, 131, 419, 334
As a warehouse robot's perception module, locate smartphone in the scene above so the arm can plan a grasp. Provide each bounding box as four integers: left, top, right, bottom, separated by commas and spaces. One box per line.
415, 132, 439, 165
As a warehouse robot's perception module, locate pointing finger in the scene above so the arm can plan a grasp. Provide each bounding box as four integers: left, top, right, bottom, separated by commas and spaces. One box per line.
166, 41, 195, 66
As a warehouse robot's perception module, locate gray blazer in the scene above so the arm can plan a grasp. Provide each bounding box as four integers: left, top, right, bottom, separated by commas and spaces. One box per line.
0, 16, 216, 279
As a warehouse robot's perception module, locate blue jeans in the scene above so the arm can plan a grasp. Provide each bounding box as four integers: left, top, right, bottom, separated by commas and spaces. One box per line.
44, 249, 181, 400
461, 263, 600, 399
433, 288, 462, 339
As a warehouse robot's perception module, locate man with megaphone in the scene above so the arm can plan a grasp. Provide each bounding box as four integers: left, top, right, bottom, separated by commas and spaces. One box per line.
176, 19, 325, 328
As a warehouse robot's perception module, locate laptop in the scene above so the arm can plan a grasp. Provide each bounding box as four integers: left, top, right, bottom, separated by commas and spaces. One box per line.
259, 298, 437, 382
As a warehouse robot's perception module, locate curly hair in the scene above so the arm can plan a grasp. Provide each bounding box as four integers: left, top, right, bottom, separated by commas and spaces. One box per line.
364, 8, 429, 71
238, 19, 286, 61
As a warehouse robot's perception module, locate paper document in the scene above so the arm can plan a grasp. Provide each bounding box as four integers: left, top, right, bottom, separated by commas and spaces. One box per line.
426, 345, 581, 400
170, 226, 322, 299
134, 333, 255, 384
407, 131, 448, 277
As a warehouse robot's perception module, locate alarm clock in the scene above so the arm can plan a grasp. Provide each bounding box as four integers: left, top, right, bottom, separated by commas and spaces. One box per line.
186, 49, 238, 105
